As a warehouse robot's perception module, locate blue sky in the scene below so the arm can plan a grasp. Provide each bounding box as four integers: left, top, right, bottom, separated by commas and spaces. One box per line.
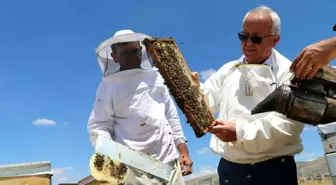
0, 0, 335, 184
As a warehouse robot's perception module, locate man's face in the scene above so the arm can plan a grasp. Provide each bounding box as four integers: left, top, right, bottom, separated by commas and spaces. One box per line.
240, 12, 280, 64
112, 41, 142, 70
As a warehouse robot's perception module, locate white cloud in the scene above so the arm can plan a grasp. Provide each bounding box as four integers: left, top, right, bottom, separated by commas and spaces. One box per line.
52, 166, 74, 183
197, 147, 210, 154
184, 166, 217, 181
57, 177, 69, 183
301, 153, 317, 158
296, 153, 317, 161
33, 118, 56, 126
52, 166, 74, 175
199, 69, 217, 81
303, 125, 316, 131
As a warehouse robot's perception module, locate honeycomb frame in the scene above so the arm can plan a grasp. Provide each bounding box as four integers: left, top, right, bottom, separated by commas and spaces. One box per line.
143, 38, 216, 138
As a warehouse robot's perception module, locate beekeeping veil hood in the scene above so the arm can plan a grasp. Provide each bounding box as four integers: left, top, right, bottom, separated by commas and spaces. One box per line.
95, 29, 154, 76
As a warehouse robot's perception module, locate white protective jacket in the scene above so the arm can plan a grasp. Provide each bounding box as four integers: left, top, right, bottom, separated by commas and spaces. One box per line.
88, 68, 187, 164
201, 49, 305, 164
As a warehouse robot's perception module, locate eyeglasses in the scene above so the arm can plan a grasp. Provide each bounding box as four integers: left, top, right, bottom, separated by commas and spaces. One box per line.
238, 32, 274, 44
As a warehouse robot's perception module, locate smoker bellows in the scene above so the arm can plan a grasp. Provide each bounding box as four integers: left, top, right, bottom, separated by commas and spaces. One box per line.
143, 38, 216, 138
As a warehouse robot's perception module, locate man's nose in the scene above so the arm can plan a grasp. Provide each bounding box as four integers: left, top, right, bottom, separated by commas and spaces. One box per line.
245, 37, 253, 46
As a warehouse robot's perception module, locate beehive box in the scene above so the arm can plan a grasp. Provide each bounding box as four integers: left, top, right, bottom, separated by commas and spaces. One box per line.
78, 175, 111, 185
143, 38, 216, 138
0, 175, 51, 185
0, 161, 52, 185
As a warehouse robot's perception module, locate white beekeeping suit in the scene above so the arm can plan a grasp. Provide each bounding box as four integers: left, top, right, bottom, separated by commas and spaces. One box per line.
88, 29, 187, 185
200, 49, 305, 163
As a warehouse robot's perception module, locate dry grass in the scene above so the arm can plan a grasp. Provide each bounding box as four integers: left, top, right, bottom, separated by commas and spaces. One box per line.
299, 180, 333, 185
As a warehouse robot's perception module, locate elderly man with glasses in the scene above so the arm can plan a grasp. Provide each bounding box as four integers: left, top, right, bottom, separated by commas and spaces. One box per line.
191, 5, 304, 185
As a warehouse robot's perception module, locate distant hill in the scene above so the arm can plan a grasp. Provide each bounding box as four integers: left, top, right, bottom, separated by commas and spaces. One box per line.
296, 156, 330, 177
185, 173, 218, 185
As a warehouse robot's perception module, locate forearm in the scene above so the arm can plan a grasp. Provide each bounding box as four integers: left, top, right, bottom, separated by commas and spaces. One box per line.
177, 143, 189, 155
328, 36, 336, 59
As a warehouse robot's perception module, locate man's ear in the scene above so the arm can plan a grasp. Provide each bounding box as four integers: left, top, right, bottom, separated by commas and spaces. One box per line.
272, 35, 280, 47
111, 53, 119, 63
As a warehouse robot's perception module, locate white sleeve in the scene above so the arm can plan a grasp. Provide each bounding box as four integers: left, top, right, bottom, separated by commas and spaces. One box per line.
164, 87, 187, 147
87, 81, 114, 149
200, 68, 226, 114
233, 75, 305, 154
234, 112, 304, 154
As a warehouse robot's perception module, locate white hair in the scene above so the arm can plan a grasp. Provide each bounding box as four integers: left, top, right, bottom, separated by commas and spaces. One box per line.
242, 5, 281, 35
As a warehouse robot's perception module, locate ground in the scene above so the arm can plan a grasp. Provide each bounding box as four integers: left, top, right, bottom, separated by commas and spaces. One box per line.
299, 180, 333, 185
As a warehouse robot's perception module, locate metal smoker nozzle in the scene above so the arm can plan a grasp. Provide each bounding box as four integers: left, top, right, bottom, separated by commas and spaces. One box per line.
250, 87, 281, 115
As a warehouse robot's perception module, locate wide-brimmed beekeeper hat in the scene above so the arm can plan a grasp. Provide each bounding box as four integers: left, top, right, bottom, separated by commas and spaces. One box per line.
95, 29, 154, 76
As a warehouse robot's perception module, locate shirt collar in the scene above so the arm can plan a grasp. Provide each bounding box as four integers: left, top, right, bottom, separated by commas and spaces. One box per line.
242, 55, 273, 67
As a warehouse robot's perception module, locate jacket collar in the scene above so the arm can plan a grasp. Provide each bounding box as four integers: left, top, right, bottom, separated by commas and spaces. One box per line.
235, 49, 292, 84
241, 53, 273, 67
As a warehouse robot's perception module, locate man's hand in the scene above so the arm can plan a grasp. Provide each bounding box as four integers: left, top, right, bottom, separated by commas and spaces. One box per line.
190, 72, 200, 87
207, 120, 237, 142
177, 143, 193, 176
290, 37, 336, 80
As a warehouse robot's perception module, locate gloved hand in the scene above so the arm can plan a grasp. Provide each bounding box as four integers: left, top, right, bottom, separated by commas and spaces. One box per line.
90, 132, 112, 151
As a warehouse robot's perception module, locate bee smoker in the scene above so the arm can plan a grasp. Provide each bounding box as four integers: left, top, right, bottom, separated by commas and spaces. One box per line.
251, 66, 336, 126
251, 66, 336, 184
252, 26, 336, 184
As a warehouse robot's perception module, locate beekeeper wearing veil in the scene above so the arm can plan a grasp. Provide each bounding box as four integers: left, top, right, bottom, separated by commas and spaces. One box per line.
87, 29, 192, 185
191, 6, 305, 185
